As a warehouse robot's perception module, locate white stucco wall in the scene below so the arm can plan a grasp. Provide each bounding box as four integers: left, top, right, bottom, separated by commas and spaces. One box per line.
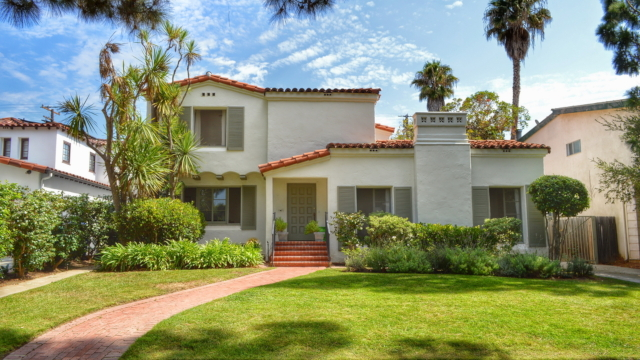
179, 83, 269, 175
0, 128, 56, 167
42, 175, 111, 197
0, 164, 41, 190
526, 108, 637, 259
53, 131, 107, 182
266, 95, 378, 162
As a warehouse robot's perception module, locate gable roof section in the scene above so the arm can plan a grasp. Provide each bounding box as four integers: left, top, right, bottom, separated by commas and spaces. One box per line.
259, 149, 330, 173
174, 74, 381, 95
375, 123, 395, 132
0, 155, 110, 190
519, 99, 627, 142
0, 118, 107, 146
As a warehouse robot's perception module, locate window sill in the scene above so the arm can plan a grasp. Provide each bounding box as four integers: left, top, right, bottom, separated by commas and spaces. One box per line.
197, 147, 227, 152
205, 224, 241, 230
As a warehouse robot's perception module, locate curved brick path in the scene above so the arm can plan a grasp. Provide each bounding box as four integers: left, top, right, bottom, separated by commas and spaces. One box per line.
5, 267, 324, 360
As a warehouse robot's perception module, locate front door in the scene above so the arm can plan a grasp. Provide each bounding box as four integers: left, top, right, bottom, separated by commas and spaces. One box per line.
287, 183, 316, 241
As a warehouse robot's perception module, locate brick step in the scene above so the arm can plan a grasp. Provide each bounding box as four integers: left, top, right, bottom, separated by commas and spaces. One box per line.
273, 250, 328, 256
275, 245, 327, 251
273, 261, 330, 267
275, 241, 326, 245
273, 255, 330, 262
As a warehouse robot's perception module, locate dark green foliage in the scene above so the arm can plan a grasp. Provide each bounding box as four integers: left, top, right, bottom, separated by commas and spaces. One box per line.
597, 0, 640, 76
0, 182, 26, 257
413, 221, 519, 254
115, 198, 205, 244
442, 247, 499, 276
357, 246, 432, 274
344, 248, 369, 272
98, 239, 263, 271
304, 220, 322, 234
365, 215, 414, 248
497, 253, 562, 278
565, 257, 594, 277
482, 217, 523, 251
330, 211, 366, 250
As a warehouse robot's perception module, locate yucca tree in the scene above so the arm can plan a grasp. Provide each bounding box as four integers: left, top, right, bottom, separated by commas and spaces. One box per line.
484, 0, 552, 140
411, 60, 459, 112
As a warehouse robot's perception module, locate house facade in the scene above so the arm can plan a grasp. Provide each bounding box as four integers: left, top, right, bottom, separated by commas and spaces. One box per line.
521, 100, 639, 260
0, 118, 111, 197
169, 74, 551, 263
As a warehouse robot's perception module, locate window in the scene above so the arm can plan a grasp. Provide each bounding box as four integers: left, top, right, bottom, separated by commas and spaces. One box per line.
356, 188, 391, 215
2, 138, 10, 157
195, 110, 225, 146
62, 142, 71, 164
566, 139, 581, 156
20, 138, 29, 160
489, 188, 521, 219
190, 187, 241, 224
89, 153, 96, 172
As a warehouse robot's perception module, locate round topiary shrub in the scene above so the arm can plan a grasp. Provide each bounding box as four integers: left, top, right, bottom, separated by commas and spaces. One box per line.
115, 198, 205, 244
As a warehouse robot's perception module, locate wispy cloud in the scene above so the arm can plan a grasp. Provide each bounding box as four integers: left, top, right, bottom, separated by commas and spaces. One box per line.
446, 1, 463, 10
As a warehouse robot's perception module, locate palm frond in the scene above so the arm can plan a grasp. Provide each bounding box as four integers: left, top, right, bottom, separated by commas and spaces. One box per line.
57, 95, 98, 140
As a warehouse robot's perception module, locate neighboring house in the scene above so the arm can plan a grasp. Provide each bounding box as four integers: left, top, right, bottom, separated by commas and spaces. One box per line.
0, 117, 110, 197
166, 73, 552, 264
375, 123, 395, 140
520, 100, 639, 261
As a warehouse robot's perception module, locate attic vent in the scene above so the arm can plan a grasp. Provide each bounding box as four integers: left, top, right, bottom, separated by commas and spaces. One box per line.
201, 93, 216, 97
421, 117, 427, 123
456, 117, 463, 123
439, 117, 445, 123
447, 117, 453, 123
324, 93, 332, 96
430, 117, 436, 123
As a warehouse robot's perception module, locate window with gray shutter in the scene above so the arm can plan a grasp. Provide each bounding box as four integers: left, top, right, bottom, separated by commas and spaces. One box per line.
227, 106, 244, 151
394, 187, 413, 221
179, 106, 192, 131
472, 187, 490, 226
525, 185, 547, 247
241, 185, 257, 230
337, 186, 356, 213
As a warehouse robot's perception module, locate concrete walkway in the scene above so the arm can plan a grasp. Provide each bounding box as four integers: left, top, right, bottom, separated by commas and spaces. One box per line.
0, 269, 93, 299
5, 267, 324, 360
594, 264, 640, 284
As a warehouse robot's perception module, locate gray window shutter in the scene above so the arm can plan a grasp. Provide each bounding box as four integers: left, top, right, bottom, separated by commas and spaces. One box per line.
525, 185, 547, 247
472, 187, 490, 226
394, 187, 413, 222
179, 106, 192, 131
227, 107, 244, 151
241, 185, 257, 230
337, 186, 356, 213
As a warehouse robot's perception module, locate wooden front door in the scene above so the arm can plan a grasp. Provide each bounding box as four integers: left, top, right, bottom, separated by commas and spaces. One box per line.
287, 183, 316, 241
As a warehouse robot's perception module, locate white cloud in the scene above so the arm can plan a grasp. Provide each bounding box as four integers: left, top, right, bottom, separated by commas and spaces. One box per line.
366, 1, 375, 6
306, 54, 340, 69
445, 1, 463, 9
232, 63, 268, 84
273, 44, 323, 67
277, 30, 317, 52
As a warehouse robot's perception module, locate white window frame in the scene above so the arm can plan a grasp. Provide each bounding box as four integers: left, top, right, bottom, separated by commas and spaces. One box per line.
191, 187, 242, 225
566, 139, 581, 156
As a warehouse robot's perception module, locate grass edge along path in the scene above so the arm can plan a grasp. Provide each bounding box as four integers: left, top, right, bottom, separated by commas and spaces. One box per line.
0, 267, 269, 357
124, 269, 640, 360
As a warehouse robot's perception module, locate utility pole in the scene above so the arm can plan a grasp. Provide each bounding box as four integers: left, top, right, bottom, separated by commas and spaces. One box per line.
41, 105, 60, 122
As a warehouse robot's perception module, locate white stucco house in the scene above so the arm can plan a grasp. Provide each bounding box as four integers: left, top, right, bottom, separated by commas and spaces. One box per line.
521, 100, 639, 261
0, 117, 111, 197
164, 73, 552, 265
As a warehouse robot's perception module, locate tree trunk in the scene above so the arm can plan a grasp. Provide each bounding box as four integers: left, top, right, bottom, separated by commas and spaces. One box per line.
428, 97, 444, 112
551, 214, 561, 260
511, 58, 521, 140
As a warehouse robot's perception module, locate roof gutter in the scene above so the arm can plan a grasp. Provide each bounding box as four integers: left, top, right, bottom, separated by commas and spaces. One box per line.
40, 170, 53, 189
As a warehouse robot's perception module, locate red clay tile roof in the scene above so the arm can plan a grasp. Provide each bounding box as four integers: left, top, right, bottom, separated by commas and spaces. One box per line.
0, 118, 107, 146
173, 74, 381, 95
328, 140, 414, 149
469, 140, 551, 152
375, 123, 395, 132
259, 149, 330, 173
0, 155, 110, 189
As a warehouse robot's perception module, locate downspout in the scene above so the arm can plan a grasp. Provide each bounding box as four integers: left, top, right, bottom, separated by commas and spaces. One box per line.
40, 169, 53, 189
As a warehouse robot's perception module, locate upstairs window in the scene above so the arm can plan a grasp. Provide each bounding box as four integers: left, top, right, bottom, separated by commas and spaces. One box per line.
20, 138, 29, 160
2, 138, 10, 157
566, 139, 581, 156
89, 153, 96, 172
195, 110, 225, 147
62, 141, 71, 164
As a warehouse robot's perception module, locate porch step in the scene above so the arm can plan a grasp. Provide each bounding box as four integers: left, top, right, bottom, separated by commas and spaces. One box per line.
272, 241, 329, 267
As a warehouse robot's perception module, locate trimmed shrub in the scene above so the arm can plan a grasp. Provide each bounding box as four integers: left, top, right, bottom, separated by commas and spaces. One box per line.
98, 239, 263, 271
443, 247, 498, 276
482, 217, 523, 253
365, 215, 414, 248
115, 198, 205, 244
565, 257, 594, 277
384, 245, 432, 273
344, 248, 369, 272
61, 194, 115, 260
0, 182, 27, 257
413, 223, 485, 250
497, 253, 561, 279
330, 211, 367, 250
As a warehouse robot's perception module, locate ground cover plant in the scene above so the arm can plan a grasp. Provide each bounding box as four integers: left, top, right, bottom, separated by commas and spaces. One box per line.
0, 267, 267, 356
123, 269, 640, 360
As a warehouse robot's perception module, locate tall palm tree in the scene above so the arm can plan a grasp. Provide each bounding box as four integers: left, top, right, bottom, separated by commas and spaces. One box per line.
411, 61, 459, 112
484, 0, 552, 140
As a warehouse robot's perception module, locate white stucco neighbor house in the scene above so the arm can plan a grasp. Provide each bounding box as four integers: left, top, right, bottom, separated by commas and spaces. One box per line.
167, 73, 551, 265
0, 117, 111, 197
521, 100, 639, 261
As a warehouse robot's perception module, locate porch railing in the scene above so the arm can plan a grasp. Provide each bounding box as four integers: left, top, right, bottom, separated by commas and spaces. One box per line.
325, 212, 331, 265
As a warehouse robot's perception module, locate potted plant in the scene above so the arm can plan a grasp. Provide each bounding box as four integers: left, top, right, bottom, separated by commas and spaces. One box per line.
304, 220, 325, 241
275, 217, 288, 241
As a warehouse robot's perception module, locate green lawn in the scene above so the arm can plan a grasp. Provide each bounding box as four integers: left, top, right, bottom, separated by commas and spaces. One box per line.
0, 267, 267, 356
124, 269, 640, 360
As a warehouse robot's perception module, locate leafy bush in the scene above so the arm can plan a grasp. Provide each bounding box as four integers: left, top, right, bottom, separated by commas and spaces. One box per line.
330, 211, 366, 250
344, 248, 369, 272
61, 194, 115, 260
384, 245, 432, 273
304, 220, 321, 234
482, 217, 523, 252
565, 257, 594, 277
442, 247, 499, 276
245, 238, 261, 249
275, 217, 287, 232
115, 198, 205, 244
413, 223, 485, 250
365, 215, 414, 248
98, 239, 263, 271
497, 253, 561, 278
0, 182, 26, 257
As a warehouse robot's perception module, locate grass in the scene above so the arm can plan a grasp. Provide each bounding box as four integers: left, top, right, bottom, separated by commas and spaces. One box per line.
0, 267, 267, 356
124, 269, 640, 359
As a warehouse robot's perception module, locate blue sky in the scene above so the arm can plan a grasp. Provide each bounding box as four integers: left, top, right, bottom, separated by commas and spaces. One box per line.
0, 0, 636, 136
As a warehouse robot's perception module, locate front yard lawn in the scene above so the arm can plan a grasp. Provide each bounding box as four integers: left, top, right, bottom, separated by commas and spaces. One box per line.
124, 269, 640, 359
0, 267, 268, 356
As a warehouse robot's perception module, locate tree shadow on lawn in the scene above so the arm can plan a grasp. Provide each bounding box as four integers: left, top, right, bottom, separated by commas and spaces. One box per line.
124, 320, 352, 360
0, 327, 31, 358
390, 336, 513, 360
264, 271, 639, 299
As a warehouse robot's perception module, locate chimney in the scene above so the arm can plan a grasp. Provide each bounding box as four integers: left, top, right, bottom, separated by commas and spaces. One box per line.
412, 112, 473, 226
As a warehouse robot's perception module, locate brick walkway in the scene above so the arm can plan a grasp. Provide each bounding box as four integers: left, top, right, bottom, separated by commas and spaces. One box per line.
5, 267, 324, 360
